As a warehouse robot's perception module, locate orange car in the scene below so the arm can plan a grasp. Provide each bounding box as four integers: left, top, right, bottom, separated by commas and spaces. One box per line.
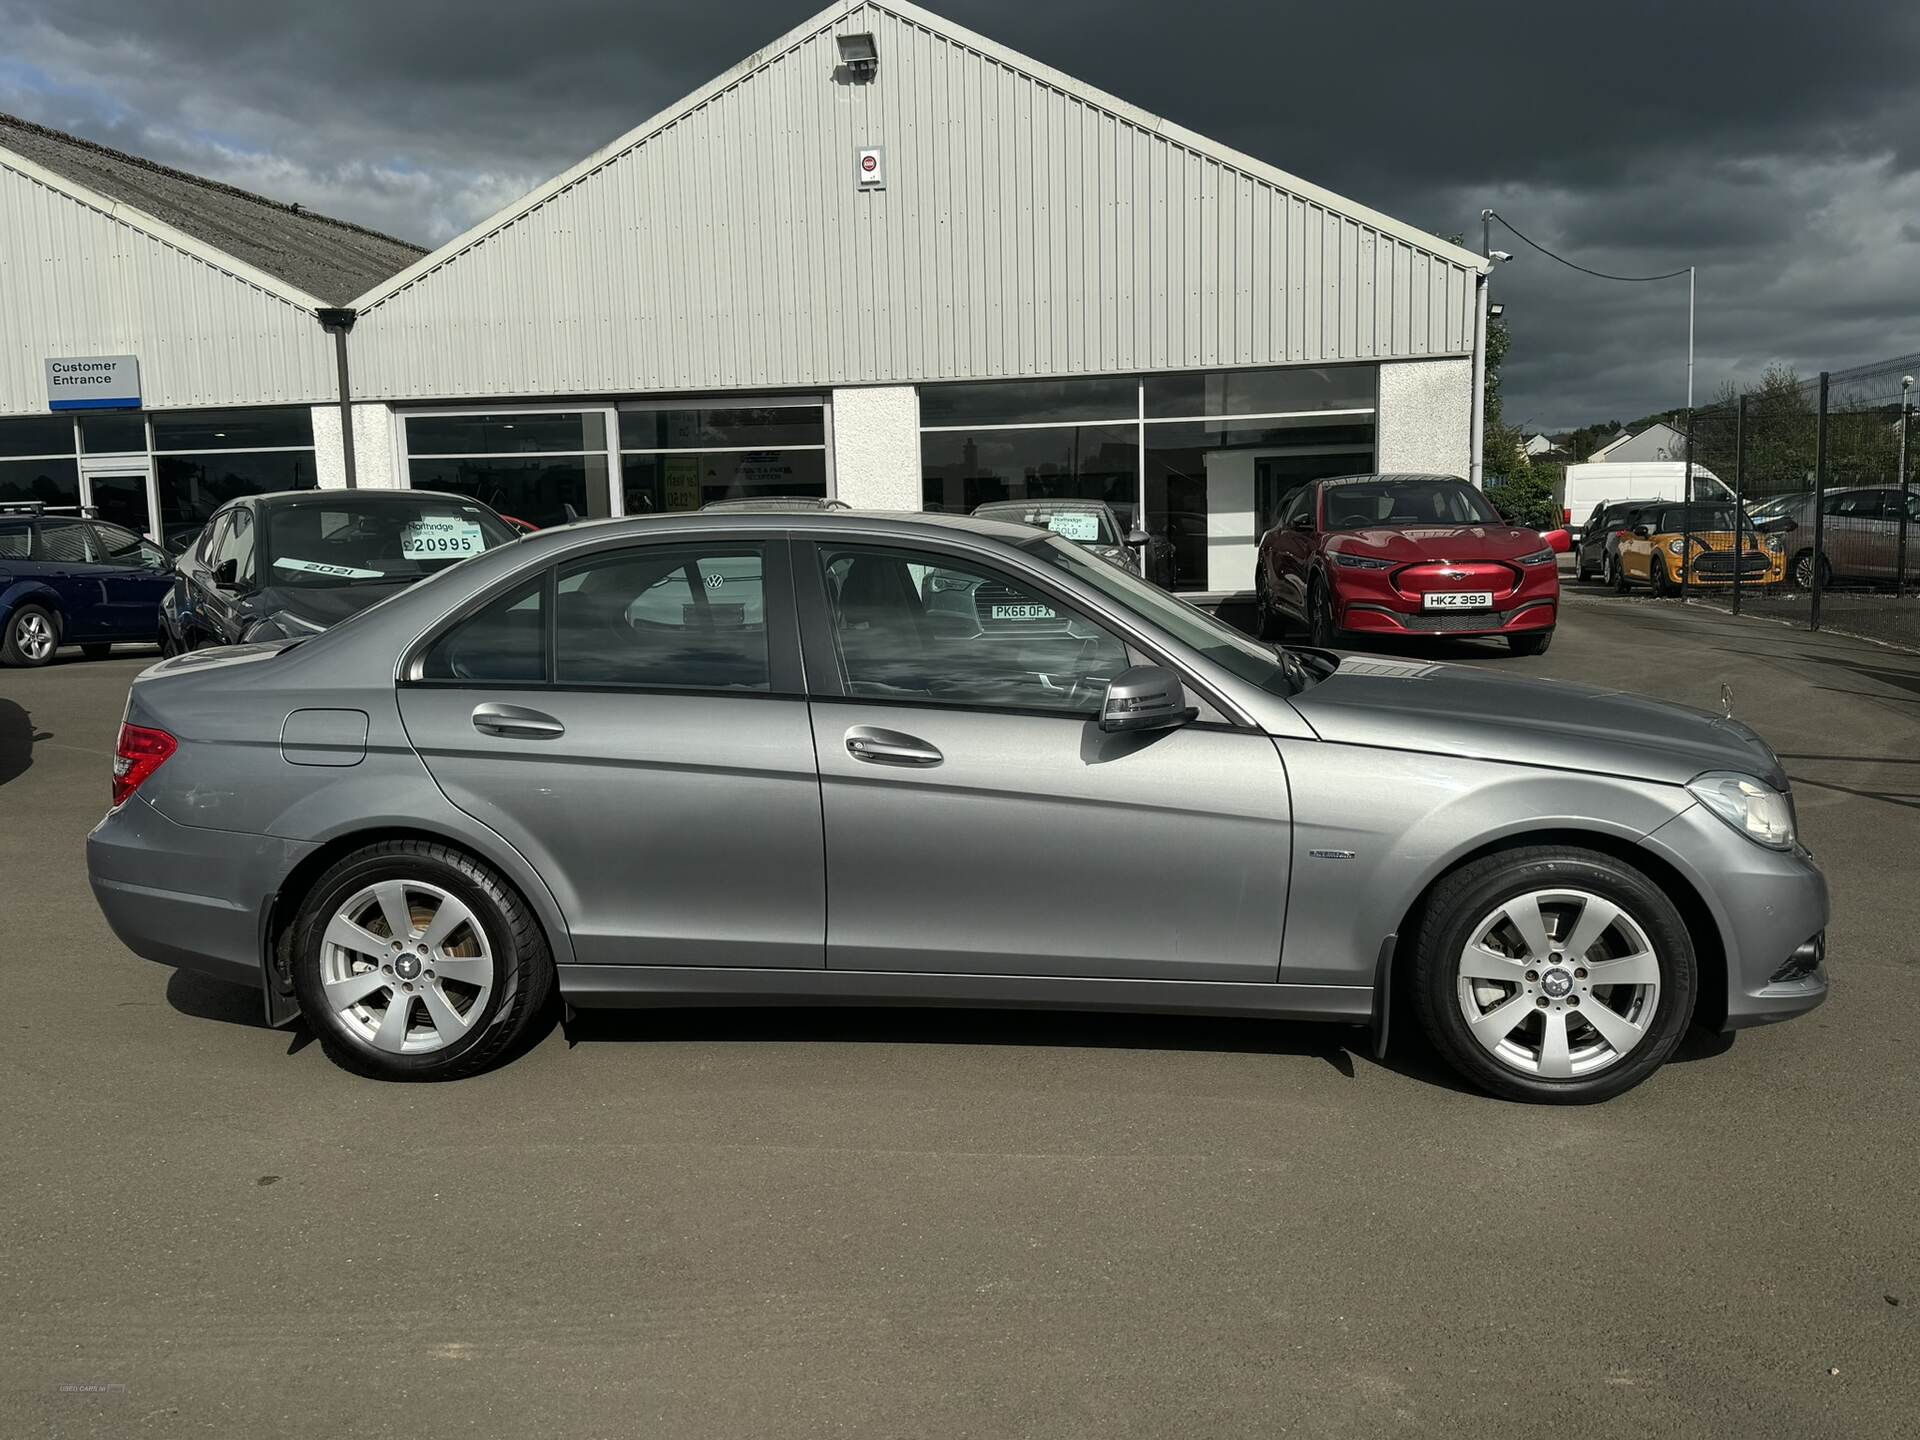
1613, 501, 1785, 593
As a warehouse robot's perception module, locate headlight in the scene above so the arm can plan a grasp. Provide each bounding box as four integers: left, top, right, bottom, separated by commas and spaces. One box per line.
1667, 538, 1686, 556
1687, 771, 1796, 850
1765, 535, 1783, 553
1516, 548, 1556, 566
1331, 552, 1392, 570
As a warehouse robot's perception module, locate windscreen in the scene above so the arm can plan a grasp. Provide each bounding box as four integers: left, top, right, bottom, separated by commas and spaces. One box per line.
265, 500, 516, 587
1655, 505, 1748, 533
1323, 480, 1501, 530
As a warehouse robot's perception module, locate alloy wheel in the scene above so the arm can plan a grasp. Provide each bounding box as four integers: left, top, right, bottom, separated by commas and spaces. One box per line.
1454, 888, 1661, 1080
319, 879, 495, 1054
14, 611, 55, 662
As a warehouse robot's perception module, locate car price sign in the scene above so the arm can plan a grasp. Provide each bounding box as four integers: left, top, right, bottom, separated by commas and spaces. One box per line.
401, 517, 487, 559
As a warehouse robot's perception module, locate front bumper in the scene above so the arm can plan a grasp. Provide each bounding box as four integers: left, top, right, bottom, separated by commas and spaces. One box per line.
87, 796, 315, 993
1639, 802, 1830, 1032
1339, 597, 1556, 637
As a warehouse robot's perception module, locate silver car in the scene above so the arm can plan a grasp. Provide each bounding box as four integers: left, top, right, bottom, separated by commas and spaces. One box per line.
1760, 486, 1920, 588
87, 511, 1829, 1101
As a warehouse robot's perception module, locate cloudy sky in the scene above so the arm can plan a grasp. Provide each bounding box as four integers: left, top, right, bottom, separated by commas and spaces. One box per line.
3, 0, 1916, 429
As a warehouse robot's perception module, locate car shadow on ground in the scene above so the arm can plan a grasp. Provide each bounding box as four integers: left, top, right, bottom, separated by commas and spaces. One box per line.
0, 699, 50, 787
163, 967, 1735, 1091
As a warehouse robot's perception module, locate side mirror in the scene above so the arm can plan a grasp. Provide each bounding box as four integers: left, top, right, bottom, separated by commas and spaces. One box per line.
1125, 526, 1150, 549
1290, 512, 1313, 532
1099, 665, 1197, 734
213, 557, 242, 591
1542, 528, 1572, 554
1631, 525, 1652, 539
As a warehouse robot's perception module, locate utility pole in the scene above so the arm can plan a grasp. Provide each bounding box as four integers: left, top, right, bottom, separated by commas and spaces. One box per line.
1470, 210, 1491, 488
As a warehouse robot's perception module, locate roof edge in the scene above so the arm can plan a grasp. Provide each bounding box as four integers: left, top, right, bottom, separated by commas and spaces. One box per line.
0, 141, 330, 312
354, 0, 1485, 312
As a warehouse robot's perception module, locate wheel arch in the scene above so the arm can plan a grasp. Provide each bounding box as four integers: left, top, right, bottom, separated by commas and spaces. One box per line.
261, 822, 572, 1026
1388, 827, 1726, 1032
1, 580, 66, 632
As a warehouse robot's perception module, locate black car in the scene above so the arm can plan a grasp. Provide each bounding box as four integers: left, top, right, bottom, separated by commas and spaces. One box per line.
0, 504, 174, 666
1574, 498, 1658, 584
161, 490, 519, 652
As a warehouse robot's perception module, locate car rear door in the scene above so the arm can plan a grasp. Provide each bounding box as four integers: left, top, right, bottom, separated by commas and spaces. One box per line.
796, 536, 1290, 982
396, 535, 825, 970
31, 519, 108, 639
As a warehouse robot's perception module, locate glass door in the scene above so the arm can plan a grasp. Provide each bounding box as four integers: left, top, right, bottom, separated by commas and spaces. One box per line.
80, 465, 158, 541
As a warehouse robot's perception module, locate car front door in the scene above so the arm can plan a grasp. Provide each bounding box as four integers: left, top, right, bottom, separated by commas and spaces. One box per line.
1265, 487, 1318, 622
87, 522, 173, 639
797, 539, 1291, 982
396, 537, 825, 970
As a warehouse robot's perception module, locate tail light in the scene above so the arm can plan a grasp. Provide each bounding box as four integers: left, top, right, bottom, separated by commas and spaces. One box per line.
1614, 528, 1632, 540
113, 723, 176, 807
1562, 508, 1572, 525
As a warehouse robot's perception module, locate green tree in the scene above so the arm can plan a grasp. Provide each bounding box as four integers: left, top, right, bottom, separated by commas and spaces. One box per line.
1487, 469, 1560, 529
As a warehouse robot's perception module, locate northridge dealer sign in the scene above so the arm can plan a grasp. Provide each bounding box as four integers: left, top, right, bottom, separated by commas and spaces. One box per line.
46, 355, 141, 411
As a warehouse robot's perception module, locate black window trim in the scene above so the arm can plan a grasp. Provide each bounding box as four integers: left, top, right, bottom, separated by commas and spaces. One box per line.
790, 534, 1242, 727
400, 534, 805, 698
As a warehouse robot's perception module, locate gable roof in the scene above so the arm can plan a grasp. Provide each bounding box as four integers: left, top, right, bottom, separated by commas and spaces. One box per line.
0, 112, 424, 306
353, 0, 1485, 313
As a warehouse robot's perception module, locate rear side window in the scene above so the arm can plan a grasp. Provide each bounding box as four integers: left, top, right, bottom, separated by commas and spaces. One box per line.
35, 520, 95, 563
555, 545, 769, 691
420, 578, 546, 683
0, 522, 28, 559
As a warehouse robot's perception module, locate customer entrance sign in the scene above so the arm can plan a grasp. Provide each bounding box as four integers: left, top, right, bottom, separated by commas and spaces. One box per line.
45, 355, 141, 411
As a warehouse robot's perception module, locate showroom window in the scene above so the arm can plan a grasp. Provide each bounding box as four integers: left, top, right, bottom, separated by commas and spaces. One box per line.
405, 410, 614, 530
0, 416, 81, 511
153, 406, 319, 548
618, 398, 828, 514
920, 366, 1377, 593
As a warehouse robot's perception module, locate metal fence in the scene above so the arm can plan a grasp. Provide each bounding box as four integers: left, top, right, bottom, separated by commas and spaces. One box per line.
1679, 354, 1920, 649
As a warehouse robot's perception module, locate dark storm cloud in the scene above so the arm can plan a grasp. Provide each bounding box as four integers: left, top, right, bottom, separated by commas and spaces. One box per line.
3, 0, 1917, 428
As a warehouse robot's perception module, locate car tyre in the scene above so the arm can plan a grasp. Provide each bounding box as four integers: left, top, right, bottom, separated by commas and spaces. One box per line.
1791, 549, 1829, 591
1575, 555, 1594, 581
2, 603, 60, 667
1411, 846, 1696, 1103
1508, 630, 1553, 656
1608, 554, 1629, 593
1307, 580, 1344, 649
1254, 583, 1284, 641
1650, 556, 1673, 596
290, 839, 554, 1081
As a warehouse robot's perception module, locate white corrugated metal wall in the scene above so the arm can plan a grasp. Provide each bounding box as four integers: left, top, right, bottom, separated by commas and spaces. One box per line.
349, 1, 1477, 402
0, 160, 336, 415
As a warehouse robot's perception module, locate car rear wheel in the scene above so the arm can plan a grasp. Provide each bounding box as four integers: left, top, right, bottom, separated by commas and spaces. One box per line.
290, 840, 554, 1080
1608, 554, 1629, 593
1508, 630, 1553, 656
1411, 846, 1695, 1103
2, 604, 59, 667
1791, 549, 1830, 591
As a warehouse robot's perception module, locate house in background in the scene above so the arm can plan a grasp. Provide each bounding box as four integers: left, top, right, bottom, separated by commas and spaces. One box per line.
1587, 420, 1686, 462
1522, 432, 1567, 460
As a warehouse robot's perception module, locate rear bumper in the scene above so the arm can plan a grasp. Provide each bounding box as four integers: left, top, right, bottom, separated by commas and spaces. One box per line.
1639, 803, 1830, 1032
87, 797, 314, 992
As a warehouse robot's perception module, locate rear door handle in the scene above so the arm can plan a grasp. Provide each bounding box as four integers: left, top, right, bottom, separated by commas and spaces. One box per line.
845, 726, 942, 767
471, 702, 566, 739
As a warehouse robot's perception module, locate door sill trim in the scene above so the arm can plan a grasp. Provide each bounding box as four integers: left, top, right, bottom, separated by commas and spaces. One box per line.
558, 964, 1372, 1023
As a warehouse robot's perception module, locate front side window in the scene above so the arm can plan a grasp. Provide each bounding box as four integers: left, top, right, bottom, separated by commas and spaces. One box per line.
821, 545, 1128, 715
90, 523, 169, 570
556, 546, 770, 691
263, 500, 516, 588
1323, 479, 1499, 530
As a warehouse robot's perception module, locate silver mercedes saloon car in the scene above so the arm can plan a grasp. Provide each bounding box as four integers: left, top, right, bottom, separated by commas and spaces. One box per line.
87, 510, 1828, 1101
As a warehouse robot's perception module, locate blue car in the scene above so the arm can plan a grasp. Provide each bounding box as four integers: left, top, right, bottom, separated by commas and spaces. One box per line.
0, 504, 174, 667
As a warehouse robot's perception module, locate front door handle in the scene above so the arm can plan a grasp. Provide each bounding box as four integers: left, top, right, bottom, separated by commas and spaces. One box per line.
472, 702, 566, 739
845, 726, 942, 767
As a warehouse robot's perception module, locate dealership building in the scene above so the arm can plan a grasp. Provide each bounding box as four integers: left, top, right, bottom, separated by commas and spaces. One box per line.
0, 0, 1485, 598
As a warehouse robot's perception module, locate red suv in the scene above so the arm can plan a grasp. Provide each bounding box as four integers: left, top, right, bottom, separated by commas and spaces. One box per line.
1254, 473, 1571, 655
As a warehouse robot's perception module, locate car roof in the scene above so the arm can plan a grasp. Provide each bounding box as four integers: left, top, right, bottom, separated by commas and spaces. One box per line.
231, 488, 492, 509
494, 507, 1054, 549
972, 498, 1112, 513
1311, 472, 1469, 487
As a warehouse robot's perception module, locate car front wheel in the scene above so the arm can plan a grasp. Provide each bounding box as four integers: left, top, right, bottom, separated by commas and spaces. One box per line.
1411, 846, 1696, 1103
1508, 630, 1553, 656
1307, 581, 1344, 649
290, 840, 554, 1080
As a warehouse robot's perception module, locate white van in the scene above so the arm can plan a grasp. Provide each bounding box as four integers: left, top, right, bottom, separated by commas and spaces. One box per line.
1561, 462, 1733, 538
